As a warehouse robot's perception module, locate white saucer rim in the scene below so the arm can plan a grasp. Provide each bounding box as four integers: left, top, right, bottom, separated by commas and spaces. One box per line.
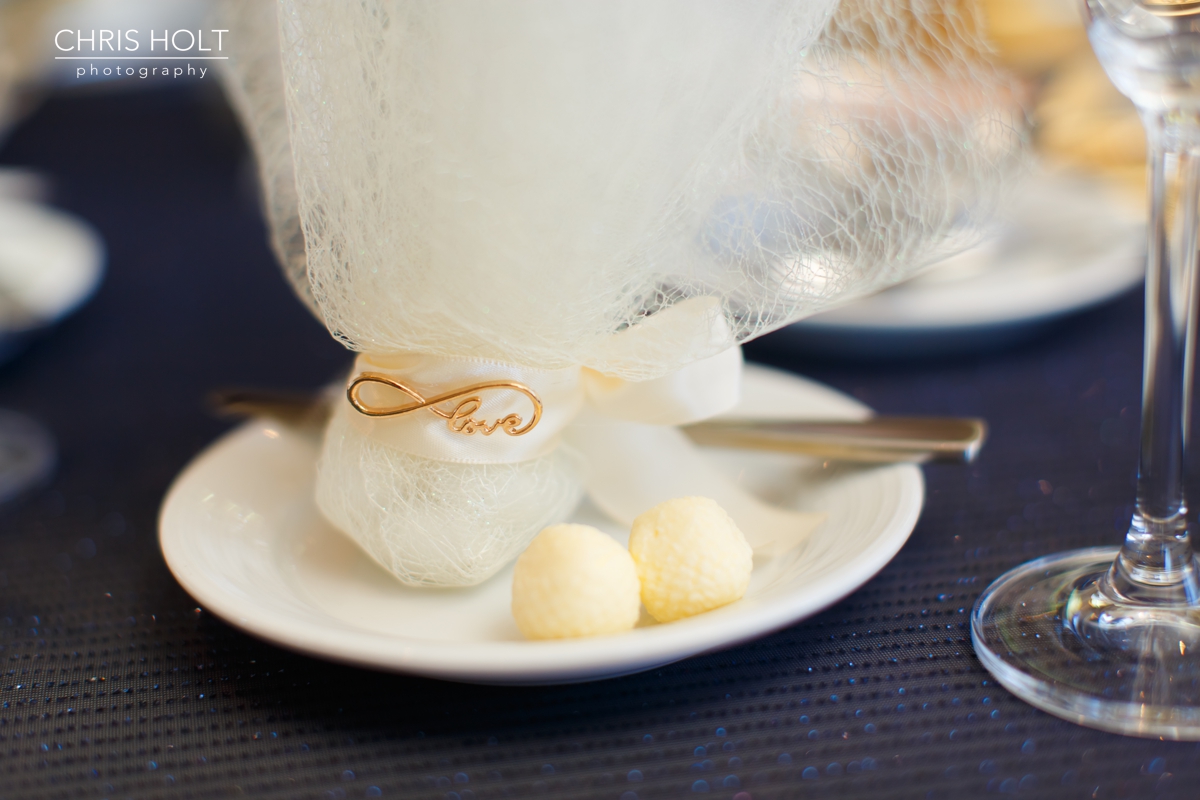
791, 162, 1147, 336
796, 243, 1143, 332
159, 369, 924, 684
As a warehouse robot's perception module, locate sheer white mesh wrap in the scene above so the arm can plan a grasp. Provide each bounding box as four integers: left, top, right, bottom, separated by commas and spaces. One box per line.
220, 0, 312, 313
222, 0, 1022, 586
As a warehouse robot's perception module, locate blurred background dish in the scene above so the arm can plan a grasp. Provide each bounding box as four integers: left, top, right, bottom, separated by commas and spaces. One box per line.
0, 195, 85, 501
0, 192, 101, 508
0, 0, 112, 505
782, 0, 1148, 357
776, 166, 1143, 357
0, 198, 104, 356
0, 0, 108, 356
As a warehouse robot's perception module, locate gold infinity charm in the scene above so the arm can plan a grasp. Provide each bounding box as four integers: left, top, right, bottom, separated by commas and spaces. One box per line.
346, 372, 542, 437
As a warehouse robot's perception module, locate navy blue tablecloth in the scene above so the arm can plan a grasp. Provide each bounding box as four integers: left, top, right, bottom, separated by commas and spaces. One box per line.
0, 85, 1187, 800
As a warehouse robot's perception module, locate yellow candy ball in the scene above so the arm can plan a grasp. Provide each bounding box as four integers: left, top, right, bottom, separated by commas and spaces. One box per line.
511, 524, 641, 639
629, 496, 753, 623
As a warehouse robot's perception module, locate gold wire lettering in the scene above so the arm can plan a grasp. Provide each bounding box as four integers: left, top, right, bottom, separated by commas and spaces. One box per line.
346, 373, 542, 437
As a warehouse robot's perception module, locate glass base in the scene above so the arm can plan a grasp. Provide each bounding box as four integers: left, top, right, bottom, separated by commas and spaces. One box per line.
972, 546, 1200, 739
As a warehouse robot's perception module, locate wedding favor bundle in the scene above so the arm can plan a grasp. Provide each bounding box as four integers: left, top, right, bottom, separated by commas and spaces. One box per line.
223, 0, 1021, 587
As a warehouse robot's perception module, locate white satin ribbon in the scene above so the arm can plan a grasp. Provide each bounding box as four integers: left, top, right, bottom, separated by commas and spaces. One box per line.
336, 297, 825, 555
564, 416, 826, 557
583, 346, 742, 425
335, 345, 742, 461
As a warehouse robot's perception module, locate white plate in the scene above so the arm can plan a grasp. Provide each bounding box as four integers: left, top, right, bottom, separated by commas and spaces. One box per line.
0, 199, 105, 330
781, 168, 1144, 357
159, 366, 923, 684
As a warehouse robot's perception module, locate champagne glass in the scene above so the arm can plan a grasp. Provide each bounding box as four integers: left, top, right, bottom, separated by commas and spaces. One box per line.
972, 0, 1200, 738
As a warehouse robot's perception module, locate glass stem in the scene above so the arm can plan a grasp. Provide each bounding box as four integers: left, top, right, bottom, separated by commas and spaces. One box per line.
1105, 108, 1200, 605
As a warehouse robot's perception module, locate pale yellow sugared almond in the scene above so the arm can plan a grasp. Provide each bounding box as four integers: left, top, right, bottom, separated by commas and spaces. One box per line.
630, 496, 753, 623
511, 524, 640, 640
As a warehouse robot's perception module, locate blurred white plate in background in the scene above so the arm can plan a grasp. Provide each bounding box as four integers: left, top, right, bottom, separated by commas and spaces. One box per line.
779, 167, 1145, 357
0, 199, 104, 362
